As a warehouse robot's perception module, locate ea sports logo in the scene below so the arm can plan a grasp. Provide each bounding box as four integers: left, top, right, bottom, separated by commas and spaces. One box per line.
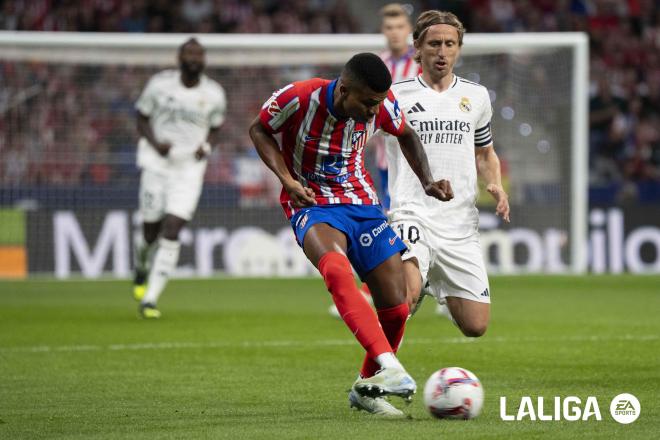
610, 393, 640, 424
359, 233, 373, 247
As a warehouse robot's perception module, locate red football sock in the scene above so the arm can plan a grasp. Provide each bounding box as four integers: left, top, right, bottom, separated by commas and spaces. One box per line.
360, 302, 409, 378
318, 252, 392, 359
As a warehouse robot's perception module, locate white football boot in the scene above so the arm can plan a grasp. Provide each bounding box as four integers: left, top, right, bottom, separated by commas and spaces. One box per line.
352, 368, 416, 401
348, 389, 404, 417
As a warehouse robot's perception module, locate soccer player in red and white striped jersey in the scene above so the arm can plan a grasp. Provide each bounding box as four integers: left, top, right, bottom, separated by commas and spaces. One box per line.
380, 3, 421, 85
375, 3, 421, 209
249, 53, 453, 416
328, 4, 421, 322
256, 76, 400, 216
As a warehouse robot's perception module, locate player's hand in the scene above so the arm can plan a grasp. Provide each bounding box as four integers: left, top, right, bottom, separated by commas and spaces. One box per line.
155, 142, 172, 157
284, 180, 317, 208
487, 183, 510, 222
425, 179, 454, 202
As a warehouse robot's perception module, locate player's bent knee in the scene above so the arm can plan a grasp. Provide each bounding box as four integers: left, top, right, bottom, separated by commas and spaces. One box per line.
161, 224, 183, 240
160, 215, 187, 240
459, 320, 489, 338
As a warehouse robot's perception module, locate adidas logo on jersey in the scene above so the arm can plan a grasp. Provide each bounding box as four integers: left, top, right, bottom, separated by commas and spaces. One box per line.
480, 288, 490, 297
407, 102, 426, 114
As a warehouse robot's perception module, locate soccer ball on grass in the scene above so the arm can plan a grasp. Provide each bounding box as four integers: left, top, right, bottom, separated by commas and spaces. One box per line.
423, 367, 484, 419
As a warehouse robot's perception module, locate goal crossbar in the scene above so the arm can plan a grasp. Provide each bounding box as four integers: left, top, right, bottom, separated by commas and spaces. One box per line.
0, 31, 589, 273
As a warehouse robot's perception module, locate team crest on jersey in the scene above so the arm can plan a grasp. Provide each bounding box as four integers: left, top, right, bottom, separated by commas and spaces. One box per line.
262, 84, 294, 116
267, 98, 281, 116
459, 97, 472, 113
351, 130, 366, 150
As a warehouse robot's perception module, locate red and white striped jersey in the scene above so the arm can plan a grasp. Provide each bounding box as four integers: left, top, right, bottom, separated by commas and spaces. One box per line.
380, 45, 421, 83
259, 78, 406, 219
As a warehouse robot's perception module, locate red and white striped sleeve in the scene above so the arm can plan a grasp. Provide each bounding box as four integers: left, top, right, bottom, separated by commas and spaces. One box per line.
378, 90, 406, 137
258, 83, 301, 134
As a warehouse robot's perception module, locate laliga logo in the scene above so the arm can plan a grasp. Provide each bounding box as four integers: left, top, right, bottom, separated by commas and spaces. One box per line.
500, 396, 602, 421
500, 393, 640, 423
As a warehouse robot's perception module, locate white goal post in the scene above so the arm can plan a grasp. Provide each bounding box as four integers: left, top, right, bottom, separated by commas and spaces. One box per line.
0, 31, 588, 275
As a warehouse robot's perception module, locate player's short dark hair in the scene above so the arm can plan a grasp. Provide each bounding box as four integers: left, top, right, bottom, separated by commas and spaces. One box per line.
179, 37, 203, 54
342, 53, 392, 93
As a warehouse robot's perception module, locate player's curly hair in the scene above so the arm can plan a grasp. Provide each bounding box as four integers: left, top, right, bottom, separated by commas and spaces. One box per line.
342, 52, 392, 93
413, 10, 465, 63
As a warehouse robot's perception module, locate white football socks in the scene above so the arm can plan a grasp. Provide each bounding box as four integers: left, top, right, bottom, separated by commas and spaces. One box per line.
142, 238, 181, 305
375, 352, 404, 371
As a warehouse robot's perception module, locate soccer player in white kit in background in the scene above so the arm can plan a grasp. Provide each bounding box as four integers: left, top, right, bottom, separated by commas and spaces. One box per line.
389, 11, 510, 336
132, 38, 227, 318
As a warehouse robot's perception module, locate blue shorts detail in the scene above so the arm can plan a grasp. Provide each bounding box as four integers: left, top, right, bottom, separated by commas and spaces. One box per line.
291, 204, 407, 280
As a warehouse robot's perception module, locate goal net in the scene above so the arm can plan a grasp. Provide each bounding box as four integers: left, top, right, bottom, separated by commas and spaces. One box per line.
0, 32, 588, 278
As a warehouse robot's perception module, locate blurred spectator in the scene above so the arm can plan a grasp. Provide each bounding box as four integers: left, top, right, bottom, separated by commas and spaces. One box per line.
461, 0, 660, 202
0, 0, 361, 34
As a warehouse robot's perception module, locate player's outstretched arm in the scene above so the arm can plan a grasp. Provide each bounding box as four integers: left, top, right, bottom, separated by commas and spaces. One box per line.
248, 117, 316, 208
396, 124, 453, 201
137, 112, 171, 157
476, 145, 510, 222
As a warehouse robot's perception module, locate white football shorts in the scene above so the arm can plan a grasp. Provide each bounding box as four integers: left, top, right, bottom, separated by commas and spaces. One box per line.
139, 161, 206, 222
390, 218, 491, 304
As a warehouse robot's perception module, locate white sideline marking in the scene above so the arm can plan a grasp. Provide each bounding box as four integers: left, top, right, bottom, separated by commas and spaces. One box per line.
1, 334, 657, 354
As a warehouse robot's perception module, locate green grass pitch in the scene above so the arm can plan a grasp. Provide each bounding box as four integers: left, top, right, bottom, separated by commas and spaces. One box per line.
1, 275, 658, 439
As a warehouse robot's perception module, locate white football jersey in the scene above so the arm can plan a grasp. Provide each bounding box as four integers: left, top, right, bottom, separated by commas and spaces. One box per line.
388, 74, 493, 238
135, 69, 226, 170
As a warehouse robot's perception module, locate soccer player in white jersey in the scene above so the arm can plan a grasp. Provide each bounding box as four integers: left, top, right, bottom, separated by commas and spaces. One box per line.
132, 38, 227, 319
389, 11, 510, 336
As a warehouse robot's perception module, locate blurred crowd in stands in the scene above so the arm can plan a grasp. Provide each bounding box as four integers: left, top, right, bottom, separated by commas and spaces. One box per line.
0, 0, 659, 205
0, 0, 360, 33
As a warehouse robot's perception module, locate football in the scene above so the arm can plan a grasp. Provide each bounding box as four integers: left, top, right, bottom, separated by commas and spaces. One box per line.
423, 367, 484, 419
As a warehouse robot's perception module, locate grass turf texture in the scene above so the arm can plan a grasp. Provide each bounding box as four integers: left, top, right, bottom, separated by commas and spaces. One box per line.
0, 276, 658, 439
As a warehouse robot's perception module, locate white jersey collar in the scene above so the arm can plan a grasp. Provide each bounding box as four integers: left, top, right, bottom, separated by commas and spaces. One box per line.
417, 74, 458, 92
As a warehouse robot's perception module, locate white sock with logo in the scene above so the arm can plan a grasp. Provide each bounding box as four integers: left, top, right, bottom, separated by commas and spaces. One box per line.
375, 352, 404, 371
142, 238, 180, 306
